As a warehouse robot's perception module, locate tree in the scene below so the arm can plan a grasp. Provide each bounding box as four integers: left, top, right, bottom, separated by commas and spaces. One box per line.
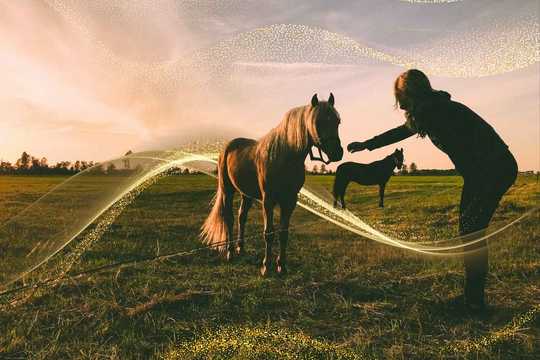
0, 161, 13, 174
39, 157, 48, 169
183, 168, 190, 175
409, 162, 418, 174
73, 160, 81, 172
31, 157, 40, 171
52, 161, 71, 175
56, 161, 71, 170
400, 163, 408, 175
312, 164, 319, 174
16, 151, 31, 171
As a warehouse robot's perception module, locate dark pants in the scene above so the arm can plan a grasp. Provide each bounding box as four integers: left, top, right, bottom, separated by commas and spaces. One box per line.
459, 150, 518, 305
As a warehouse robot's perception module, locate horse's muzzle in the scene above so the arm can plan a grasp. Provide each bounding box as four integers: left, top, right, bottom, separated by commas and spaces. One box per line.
321, 138, 343, 162
330, 146, 344, 162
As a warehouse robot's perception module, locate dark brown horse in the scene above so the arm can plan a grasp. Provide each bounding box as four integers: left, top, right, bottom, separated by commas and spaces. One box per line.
201, 94, 343, 276
333, 148, 403, 209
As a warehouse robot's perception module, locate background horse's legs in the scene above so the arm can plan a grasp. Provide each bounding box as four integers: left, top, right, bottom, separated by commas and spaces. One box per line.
333, 185, 347, 209
260, 197, 275, 276
236, 195, 253, 256
224, 190, 235, 261
332, 171, 349, 209
379, 183, 386, 208
277, 195, 297, 275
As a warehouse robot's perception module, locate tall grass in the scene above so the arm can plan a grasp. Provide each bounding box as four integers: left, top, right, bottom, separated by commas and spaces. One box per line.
0, 174, 538, 359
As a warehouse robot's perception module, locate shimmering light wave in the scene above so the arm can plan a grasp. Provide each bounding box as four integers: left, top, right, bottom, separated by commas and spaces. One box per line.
45, 1, 539, 79
1, 145, 536, 292
405, 16, 540, 77
0, 148, 219, 291
214, 21, 539, 78
1, 173, 168, 304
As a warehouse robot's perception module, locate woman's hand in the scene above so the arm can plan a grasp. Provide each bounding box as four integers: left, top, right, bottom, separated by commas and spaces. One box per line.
347, 141, 367, 153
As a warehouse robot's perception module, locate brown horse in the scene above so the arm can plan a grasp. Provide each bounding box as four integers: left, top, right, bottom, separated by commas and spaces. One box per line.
201, 94, 343, 276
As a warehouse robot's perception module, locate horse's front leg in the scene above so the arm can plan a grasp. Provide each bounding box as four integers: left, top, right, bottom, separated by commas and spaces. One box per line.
277, 196, 296, 276
260, 198, 275, 276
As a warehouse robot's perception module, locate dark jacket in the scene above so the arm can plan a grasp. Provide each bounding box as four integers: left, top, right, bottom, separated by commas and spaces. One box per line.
364, 91, 511, 178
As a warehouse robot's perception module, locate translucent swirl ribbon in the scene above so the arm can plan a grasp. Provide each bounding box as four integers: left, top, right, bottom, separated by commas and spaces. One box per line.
1, 146, 537, 292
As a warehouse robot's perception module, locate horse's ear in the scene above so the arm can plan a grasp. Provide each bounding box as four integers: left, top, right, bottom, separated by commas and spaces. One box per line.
329, 93, 335, 106
400, 148, 403, 153
311, 94, 319, 107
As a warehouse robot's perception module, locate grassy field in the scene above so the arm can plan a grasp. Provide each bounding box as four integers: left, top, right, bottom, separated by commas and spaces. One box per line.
0, 174, 538, 359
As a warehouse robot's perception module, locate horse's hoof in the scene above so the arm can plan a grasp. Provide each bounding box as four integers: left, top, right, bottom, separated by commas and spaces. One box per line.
260, 266, 269, 277
235, 247, 244, 256
226, 251, 234, 262
277, 266, 287, 276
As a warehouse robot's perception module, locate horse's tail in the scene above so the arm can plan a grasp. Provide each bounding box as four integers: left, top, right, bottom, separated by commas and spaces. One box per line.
333, 165, 348, 208
200, 149, 230, 252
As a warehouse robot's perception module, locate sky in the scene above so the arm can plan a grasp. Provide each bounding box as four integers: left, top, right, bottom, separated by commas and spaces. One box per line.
0, 0, 538, 170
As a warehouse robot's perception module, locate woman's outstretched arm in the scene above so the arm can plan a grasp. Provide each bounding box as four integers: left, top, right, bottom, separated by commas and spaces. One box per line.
348, 124, 416, 153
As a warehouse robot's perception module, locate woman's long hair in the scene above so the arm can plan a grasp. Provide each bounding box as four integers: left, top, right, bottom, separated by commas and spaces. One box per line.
394, 69, 434, 137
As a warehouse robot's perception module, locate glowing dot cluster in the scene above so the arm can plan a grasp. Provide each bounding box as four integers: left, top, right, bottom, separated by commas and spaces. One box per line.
45, 0, 539, 89
443, 304, 540, 354
406, 16, 540, 77
400, 0, 463, 3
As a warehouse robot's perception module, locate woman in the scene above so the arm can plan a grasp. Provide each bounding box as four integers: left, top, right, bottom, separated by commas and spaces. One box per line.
348, 69, 517, 311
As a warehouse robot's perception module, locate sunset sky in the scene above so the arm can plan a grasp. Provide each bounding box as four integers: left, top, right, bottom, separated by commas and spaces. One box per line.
0, 0, 538, 170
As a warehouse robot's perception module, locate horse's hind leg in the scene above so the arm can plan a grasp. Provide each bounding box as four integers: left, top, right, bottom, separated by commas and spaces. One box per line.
338, 181, 349, 209
224, 190, 236, 261
333, 190, 346, 209
378, 183, 386, 208
333, 171, 348, 209
260, 197, 275, 276
276, 195, 296, 276
236, 195, 253, 256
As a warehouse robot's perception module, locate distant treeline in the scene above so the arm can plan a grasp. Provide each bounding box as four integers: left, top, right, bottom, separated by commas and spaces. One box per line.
0, 151, 96, 175
2, 151, 537, 177
0, 151, 206, 176
307, 168, 459, 176
399, 168, 459, 176
308, 163, 538, 176
306, 162, 459, 176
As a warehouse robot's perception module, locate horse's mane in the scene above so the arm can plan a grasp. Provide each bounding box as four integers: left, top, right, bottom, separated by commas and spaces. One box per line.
257, 103, 325, 162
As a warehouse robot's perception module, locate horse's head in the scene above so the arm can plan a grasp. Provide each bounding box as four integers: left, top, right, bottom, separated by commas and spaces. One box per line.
309, 93, 344, 163
392, 148, 404, 169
